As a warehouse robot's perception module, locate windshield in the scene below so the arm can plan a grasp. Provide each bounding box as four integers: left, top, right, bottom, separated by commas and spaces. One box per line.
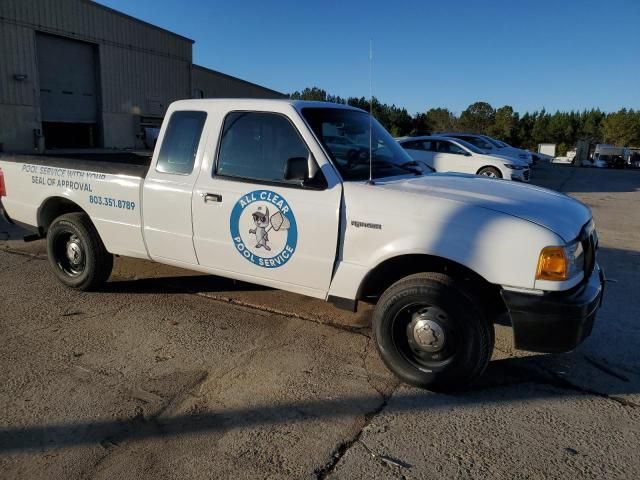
481, 135, 504, 148
450, 138, 485, 154
452, 135, 493, 150
302, 107, 423, 181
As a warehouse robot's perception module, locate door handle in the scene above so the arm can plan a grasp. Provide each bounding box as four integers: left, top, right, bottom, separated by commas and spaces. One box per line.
203, 193, 222, 203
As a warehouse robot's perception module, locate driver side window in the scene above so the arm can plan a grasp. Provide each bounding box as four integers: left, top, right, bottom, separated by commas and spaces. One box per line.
217, 112, 312, 184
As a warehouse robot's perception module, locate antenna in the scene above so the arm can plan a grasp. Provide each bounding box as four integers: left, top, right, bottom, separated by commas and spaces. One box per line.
367, 40, 374, 185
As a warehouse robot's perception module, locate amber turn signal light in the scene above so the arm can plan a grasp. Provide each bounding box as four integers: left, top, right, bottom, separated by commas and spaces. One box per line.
536, 247, 568, 281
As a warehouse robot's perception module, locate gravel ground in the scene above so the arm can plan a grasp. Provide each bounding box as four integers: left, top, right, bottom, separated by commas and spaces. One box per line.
1, 162, 638, 479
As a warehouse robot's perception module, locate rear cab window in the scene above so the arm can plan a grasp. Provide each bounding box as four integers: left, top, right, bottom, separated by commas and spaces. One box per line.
156, 111, 207, 175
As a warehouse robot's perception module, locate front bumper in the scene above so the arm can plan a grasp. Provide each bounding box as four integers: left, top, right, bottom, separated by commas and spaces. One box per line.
500, 264, 604, 353
511, 169, 530, 182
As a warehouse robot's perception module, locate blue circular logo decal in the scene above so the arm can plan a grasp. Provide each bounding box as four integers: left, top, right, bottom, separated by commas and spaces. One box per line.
230, 190, 298, 268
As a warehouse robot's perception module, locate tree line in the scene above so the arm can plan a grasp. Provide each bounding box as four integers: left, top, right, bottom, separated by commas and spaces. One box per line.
289, 87, 640, 155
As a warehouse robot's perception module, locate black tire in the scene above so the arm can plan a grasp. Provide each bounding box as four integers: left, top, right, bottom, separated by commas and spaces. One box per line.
46, 212, 113, 291
372, 273, 494, 391
477, 166, 502, 178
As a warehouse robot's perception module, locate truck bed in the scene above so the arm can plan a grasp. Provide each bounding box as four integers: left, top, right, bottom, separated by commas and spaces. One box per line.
0, 153, 150, 178
0, 152, 149, 260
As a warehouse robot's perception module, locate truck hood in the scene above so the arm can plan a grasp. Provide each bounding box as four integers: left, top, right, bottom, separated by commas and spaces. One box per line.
376, 173, 591, 242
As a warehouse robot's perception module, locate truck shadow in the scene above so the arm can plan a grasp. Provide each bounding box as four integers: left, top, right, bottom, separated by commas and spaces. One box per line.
0, 352, 637, 453
103, 275, 272, 295
0, 217, 30, 241
2, 244, 638, 454
2, 244, 638, 455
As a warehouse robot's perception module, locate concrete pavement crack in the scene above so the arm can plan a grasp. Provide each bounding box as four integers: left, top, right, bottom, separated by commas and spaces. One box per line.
88, 370, 210, 478
312, 348, 639, 480
155, 277, 371, 338
192, 292, 371, 337
315, 338, 400, 479
529, 360, 639, 409
314, 388, 397, 480
582, 354, 630, 382
0, 246, 47, 259
489, 341, 638, 408
361, 336, 398, 399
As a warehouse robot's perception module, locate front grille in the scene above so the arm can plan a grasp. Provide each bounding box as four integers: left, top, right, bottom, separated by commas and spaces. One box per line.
581, 225, 597, 279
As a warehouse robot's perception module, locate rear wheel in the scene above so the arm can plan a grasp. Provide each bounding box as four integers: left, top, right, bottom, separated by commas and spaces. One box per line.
47, 213, 113, 291
477, 166, 502, 178
372, 273, 494, 391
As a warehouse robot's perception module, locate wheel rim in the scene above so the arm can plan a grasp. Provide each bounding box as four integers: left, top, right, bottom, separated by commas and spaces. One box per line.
481, 170, 497, 178
390, 302, 459, 372
53, 231, 86, 277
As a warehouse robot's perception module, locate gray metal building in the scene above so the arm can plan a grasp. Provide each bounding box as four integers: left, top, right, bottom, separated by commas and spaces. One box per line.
0, 0, 284, 152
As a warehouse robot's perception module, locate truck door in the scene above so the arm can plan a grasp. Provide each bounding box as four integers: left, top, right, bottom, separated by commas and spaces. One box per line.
191, 111, 342, 299
142, 110, 208, 265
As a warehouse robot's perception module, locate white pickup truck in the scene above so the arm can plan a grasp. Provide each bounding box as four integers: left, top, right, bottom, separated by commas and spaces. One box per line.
0, 99, 604, 390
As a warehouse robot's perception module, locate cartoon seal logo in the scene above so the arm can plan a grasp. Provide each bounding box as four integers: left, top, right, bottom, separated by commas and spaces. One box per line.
230, 190, 298, 268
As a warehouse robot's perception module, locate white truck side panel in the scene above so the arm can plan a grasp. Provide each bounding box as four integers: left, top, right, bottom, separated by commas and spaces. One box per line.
141, 106, 212, 265
189, 102, 344, 299
0, 161, 148, 259
327, 181, 567, 300
142, 175, 200, 265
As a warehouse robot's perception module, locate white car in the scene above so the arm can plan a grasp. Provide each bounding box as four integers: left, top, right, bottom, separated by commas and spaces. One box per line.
552, 156, 574, 165
324, 135, 367, 162
439, 133, 534, 165
397, 135, 530, 182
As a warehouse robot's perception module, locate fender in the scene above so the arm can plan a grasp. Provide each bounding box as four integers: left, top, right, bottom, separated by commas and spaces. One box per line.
328, 181, 565, 301
37, 196, 86, 234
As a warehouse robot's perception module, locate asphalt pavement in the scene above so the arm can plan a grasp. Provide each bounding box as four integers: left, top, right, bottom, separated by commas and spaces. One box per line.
1, 162, 639, 479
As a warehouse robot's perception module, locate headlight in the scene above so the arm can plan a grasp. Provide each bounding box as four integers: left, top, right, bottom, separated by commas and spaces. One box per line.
503, 164, 524, 170
536, 242, 584, 281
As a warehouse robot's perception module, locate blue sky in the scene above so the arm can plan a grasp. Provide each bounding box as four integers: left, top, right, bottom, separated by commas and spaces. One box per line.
98, 0, 640, 115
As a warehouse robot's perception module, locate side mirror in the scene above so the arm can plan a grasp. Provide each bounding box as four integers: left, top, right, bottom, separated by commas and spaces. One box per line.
284, 157, 309, 182
464, 152, 472, 157
284, 155, 328, 189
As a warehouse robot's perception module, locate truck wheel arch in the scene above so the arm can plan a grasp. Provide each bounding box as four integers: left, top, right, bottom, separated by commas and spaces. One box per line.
357, 254, 506, 319
37, 197, 87, 236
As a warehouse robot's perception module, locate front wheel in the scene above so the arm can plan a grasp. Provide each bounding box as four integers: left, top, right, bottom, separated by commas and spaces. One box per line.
47, 213, 113, 291
477, 166, 502, 178
372, 273, 494, 391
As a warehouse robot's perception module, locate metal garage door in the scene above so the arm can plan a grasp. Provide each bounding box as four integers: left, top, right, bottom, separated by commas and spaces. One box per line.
36, 33, 99, 148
